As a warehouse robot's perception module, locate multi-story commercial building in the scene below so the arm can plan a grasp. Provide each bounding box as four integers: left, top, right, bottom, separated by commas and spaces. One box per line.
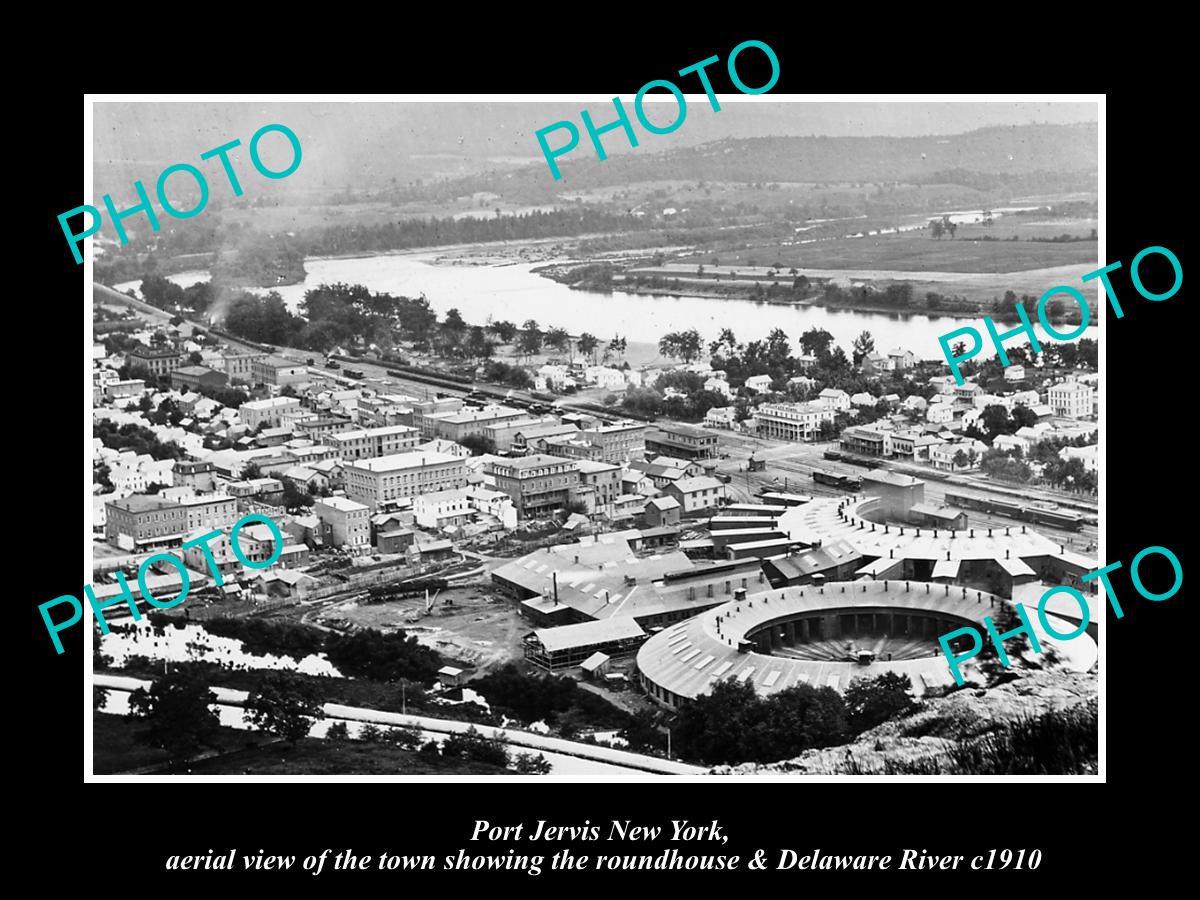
299, 415, 356, 443
420, 405, 527, 443
1047, 380, 1094, 419
408, 397, 465, 436
644, 423, 719, 460
484, 415, 561, 454
221, 350, 268, 384
312, 496, 371, 550
105, 495, 188, 550
126, 344, 182, 377
539, 435, 605, 462
412, 488, 473, 531
491, 454, 579, 520
240, 397, 302, 431
578, 421, 647, 464
330, 424, 421, 461
179, 494, 239, 532
840, 425, 889, 457
171, 366, 228, 392
343, 451, 467, 511
756, 401, 832, 442
664, 476, 725, 514
357, 394, 418, 428
251, 355, 309, 387
576, 459, 622, 513
509, 422, 579, 455
172, 460, 216, 492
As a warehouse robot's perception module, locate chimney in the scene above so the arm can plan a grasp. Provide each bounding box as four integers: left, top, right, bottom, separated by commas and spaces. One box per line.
733, 588, 747, 602
552, 571, 559, 605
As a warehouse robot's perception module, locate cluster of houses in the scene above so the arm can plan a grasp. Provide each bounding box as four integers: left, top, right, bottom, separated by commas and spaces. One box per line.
92, 330, 744, 605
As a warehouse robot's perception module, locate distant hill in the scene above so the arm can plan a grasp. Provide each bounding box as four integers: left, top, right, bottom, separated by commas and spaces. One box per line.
418, 123, 1098, 202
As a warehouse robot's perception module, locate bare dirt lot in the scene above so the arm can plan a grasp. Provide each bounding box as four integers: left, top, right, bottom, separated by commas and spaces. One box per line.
311, 582, 527, 674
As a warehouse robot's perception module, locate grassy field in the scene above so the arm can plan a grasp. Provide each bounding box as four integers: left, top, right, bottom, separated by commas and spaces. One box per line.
93, 711, 257, 774
690, 226, 1098, 274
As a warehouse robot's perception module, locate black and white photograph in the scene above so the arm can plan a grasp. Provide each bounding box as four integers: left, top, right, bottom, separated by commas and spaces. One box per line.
83, 96, 1103, 779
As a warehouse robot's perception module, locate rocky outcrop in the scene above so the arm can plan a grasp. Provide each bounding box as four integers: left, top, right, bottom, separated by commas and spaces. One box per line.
710, 670, 1097, 775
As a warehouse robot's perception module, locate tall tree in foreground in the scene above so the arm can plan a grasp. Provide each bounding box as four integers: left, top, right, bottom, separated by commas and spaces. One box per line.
243, 671, 326, 746
843, 672, 917, 735
852, 330, 876, 365
128, 666, 222, 765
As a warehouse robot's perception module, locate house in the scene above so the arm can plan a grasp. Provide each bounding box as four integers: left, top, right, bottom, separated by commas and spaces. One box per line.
1060, 444, 1098, 472
903, 395, 928, 413
704, 377, 734, 399
644, 496, 681, 528
887, 348, 916, 370
861, 351, 890, 376
930, 438, 988, 471
992, 433, 1028, 455
584, 366, 627, 391
926, 376, 955, 398
744, 374, 774, 393
664, 476, 724, 514
1047, 380, 1094, 419
926, 403, 954, 425
818, 388, 851, 412
1005, 365, 1027, 381
954, 382, 982, 404
704, 406, 737, 429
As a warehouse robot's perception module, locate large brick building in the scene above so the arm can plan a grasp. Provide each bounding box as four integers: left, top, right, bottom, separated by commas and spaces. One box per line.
491, 454, 580, 520
343, 451, 467, 511
126, 344, 181, 377
105, 495, 188, 550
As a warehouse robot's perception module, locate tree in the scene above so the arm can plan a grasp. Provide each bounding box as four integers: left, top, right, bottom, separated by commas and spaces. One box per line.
799, 326, 835, 357
518, 320, 543, 358
658, 328, 703, 363
187, 351, 204, 365
929, 219, 946, 240
490, 320, 518, 343
460, 434, 497, 456
843, 673, 918, 735
512, 752, 553, 774
851, 330, 875, 365
545, 327, 571, 356
442, 307, 467, 334
440, 726, 510, 766
979, 404, 1014, 440
577, 332, 599, 363
128, 666, 221, 765
326, 721, 350, 743
382, 725, 423, 750
609, 335, 627, 361
243, 671, 326, 745
465, 326, 494, 361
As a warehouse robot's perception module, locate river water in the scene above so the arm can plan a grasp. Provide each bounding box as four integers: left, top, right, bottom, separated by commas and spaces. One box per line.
115, 247, 1099, 357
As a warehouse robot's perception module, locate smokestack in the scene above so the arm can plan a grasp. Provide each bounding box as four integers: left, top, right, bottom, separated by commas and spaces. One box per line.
553, 571, 559, 605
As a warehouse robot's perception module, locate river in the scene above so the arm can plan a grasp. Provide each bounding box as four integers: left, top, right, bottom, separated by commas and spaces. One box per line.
115, 248, 1099, 356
